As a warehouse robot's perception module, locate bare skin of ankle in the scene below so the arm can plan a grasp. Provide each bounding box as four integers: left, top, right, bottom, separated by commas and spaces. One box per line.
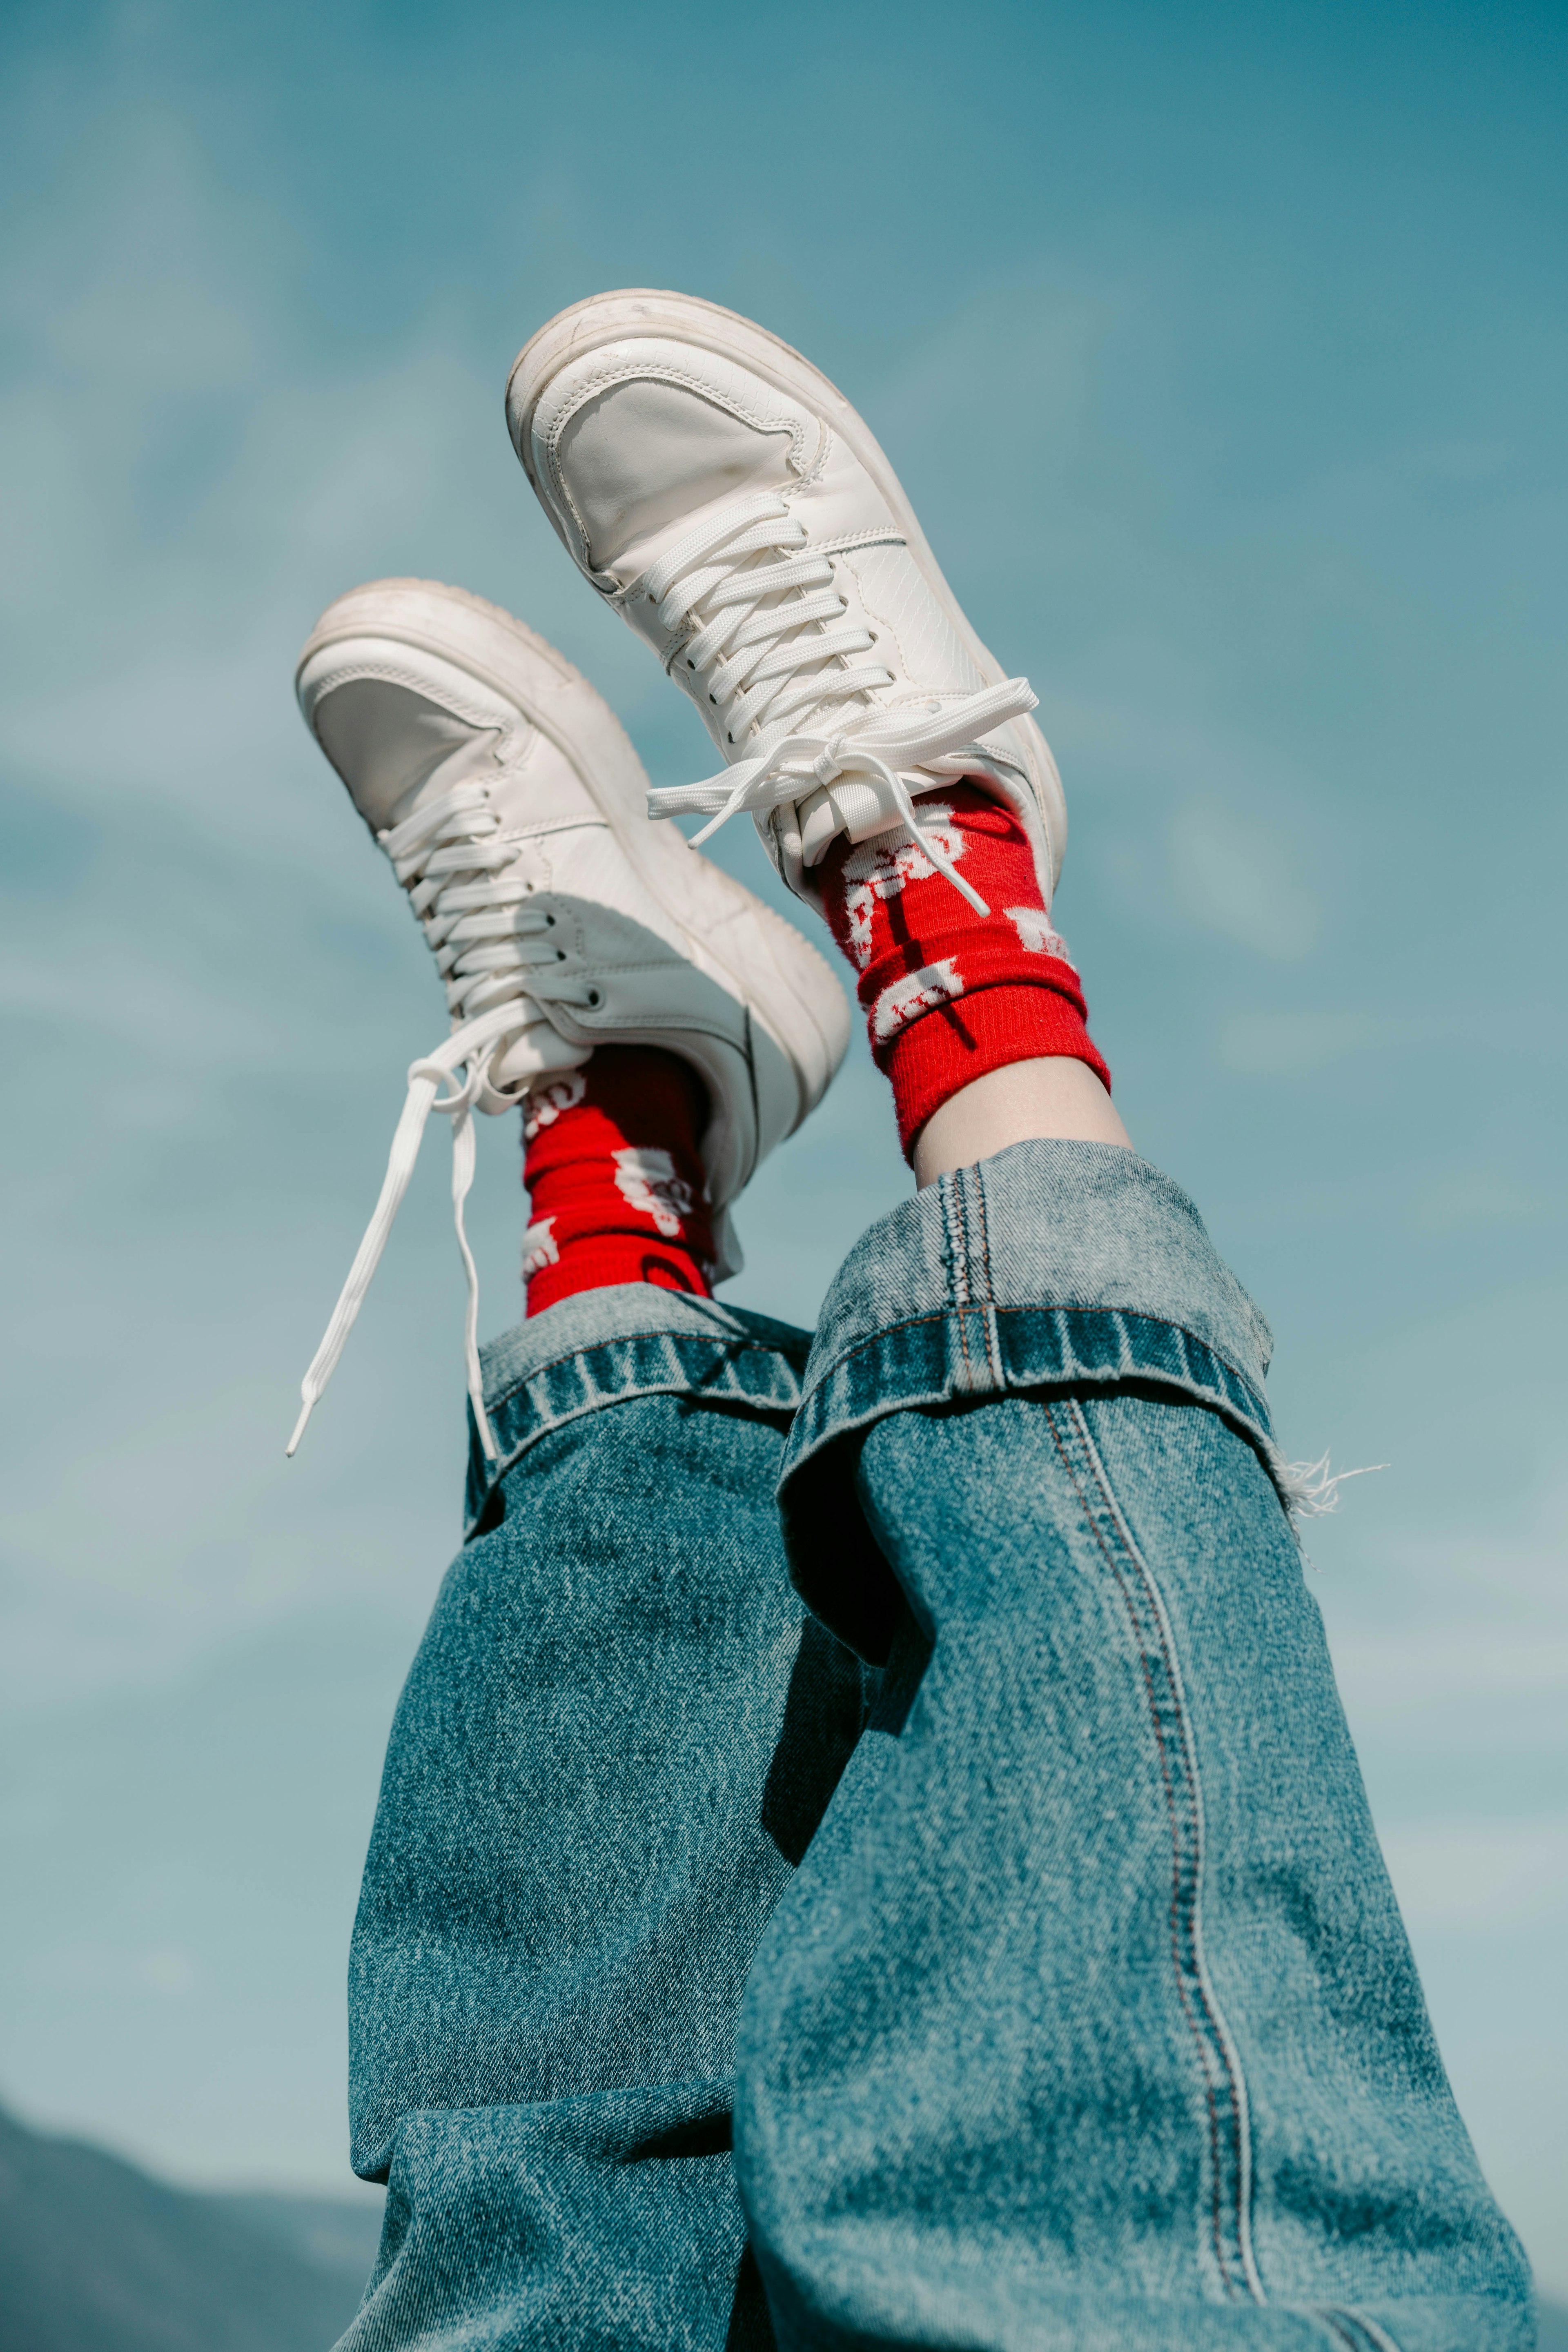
913, 1056, 1131, 1189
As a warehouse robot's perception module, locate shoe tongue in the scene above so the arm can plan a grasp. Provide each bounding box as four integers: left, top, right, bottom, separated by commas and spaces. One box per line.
557, 377, 793, 577
313, 678, 500, 832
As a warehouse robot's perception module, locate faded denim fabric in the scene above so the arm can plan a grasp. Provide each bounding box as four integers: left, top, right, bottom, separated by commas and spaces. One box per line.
777, 1141, 1280, 1663
746, 1143, 1532, 2351
339, 1144, 1533, 2352
342, 1286, 869, 2350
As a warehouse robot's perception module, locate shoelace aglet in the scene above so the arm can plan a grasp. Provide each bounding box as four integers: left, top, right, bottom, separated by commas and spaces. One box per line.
688, 810, 732, 850
880, 766, 991, 919
283, 1010, 520, 1465
908, 824, 988, 917
281, 1068, 445, 1461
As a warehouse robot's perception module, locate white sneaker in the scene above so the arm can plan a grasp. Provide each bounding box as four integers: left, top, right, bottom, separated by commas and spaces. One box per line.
505, 289, 1067, 920
289, 577, 850, 1457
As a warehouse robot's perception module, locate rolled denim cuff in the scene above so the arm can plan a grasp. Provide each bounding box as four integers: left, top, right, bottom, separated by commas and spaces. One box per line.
778, 1139, 1280, 1659
467, 1285, 812, 1538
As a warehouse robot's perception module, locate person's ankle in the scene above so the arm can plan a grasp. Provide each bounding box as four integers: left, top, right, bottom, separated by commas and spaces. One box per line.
912, 1056, 1130, 1189
523, 1048, 715, 1313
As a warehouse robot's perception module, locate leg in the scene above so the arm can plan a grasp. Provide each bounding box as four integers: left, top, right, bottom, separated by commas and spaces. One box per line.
286, 578, 862, 2347
738, 1145, 1533, 2351
503, 290, 1533, 2348
342, 1283, 866, 2352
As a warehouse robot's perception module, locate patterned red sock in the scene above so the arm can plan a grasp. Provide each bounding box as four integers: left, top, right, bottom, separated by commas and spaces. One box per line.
522, 1047, 715, 1315
818, 782, 1111, 1159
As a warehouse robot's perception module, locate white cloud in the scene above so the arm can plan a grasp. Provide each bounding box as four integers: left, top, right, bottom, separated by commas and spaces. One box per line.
27, 1942, 201, 1997
1378, 1818, 1568, 1933
1412, 1169, 1551, 1234
1332, 1622, 1568, 1714
1218, 1008, 1410, 1073
1167, 792, 1319, 959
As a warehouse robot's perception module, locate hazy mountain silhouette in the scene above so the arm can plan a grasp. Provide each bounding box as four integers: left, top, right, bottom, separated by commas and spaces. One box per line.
0, 2101, 380, 2352
0, 2095, 1561, 2350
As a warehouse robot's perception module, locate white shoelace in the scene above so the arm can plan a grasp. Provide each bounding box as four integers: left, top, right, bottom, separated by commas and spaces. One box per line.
641, 491, 1039, 915
288, 780, 588, 1462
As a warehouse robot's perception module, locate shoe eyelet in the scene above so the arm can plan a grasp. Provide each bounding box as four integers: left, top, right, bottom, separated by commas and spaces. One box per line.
586, 987, 602, 1007
708, 694, 717, 706
543, 912, 555, 926
555, 949, 566, 962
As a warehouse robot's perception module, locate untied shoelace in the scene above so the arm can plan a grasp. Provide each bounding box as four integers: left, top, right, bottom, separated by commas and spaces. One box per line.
287, 780, 587, 1461
636, 490, 1040, 916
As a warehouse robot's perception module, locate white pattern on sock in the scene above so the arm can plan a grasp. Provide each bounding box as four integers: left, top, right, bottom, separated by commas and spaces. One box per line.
840, 804, 962, 972
612, 1147, 696, 1238
1004, 905, 1072, 962
523, 1069, 588, 1142
522, 1216, 560, 1278
871, 957, 965, 1040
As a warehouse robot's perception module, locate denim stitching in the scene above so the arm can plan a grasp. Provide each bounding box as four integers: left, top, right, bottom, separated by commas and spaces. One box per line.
782, 1310, 1277, 1508
954, 1169, 978, 1384
486, 1328, 808, 1417
971, 1159, 1006, 1387
467, 1333, 804, 1535
943, 1172, 978, 1386
800, 1307, 1272, 1438
949, 1169, 971, 1307
1044, 1399, 1265, 2305
969, 1160, 992, 1296
947, 1163, 1004, 1392
1314, 2310, 1403, 2352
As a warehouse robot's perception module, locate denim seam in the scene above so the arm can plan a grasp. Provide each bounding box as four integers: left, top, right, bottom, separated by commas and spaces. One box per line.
1049, 1397, 1266, 2307
1312, 2310, 1403, 2352
952, 1172, 976, 1386
466, 1331, 805, 1538
940, 1174, 973, 1387
970, 1160, 1005, 1387
799, 1308, 1272, 1435
782, 1310, 1280, 1547
483, 1328, 809, 1419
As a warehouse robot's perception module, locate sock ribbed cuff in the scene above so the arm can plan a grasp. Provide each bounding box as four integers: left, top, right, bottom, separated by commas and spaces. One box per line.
878, 977, 1111, 1157
522, 1048, 715, 1316
818, 782, 1111, 1161
523, 1230, 712, 1315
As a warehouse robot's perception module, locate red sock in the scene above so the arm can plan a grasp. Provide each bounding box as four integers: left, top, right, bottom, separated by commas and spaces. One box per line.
522, 1047, 715, 1315
819, 781, 1111, 1160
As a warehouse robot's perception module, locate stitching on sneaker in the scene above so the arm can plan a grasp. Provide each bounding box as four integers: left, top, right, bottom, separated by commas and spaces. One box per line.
543, 360, 812, 565
302, 656, 525, 748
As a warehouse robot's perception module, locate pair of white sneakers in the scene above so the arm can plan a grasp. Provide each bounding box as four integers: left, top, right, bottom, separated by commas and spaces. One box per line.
291, 289, 1068, 1455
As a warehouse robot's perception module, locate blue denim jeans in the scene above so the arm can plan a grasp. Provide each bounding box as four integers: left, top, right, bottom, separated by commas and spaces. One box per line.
339, 1141, 1533, 2352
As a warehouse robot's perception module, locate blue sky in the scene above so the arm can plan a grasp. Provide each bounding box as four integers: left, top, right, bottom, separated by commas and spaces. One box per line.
2, 0, 1565, 2293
